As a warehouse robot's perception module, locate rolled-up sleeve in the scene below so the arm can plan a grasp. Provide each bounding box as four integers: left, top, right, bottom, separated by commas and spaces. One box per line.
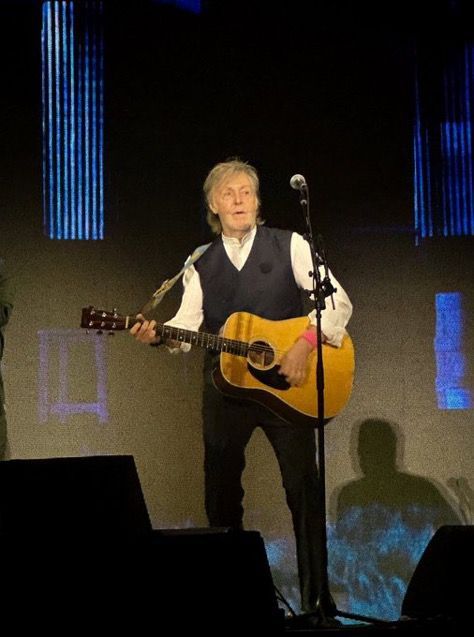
291, 233, 352, 347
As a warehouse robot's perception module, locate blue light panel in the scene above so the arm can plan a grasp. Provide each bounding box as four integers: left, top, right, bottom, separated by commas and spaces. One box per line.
414, 42, 474, 244
41, 1, 104, 240
435, 292, 473, 409
154, 0, 201, 13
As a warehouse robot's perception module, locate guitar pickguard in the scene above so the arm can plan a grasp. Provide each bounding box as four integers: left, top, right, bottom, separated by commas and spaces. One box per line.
247, 364, 290, 390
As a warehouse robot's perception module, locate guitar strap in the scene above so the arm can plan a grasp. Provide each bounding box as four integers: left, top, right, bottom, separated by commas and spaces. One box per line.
139, 242, 211, 315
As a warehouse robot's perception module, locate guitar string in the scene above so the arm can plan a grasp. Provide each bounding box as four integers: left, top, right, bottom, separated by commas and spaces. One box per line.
93, 315, 314, 356
158, 327, 290, 355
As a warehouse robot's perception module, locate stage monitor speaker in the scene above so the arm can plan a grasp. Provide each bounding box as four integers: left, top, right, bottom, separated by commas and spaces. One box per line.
148, 528, 283, 630
0, 454, 152, 541
401, 525, 474, 626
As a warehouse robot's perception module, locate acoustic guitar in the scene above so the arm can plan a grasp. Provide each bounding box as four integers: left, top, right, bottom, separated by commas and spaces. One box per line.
81, 306, 355, 426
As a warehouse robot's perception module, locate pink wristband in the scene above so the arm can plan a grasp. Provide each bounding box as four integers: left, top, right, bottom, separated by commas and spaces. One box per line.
300, 329, 317, 349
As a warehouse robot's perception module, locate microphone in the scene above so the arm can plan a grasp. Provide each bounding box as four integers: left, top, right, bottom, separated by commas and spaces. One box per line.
290, 174, 307, 191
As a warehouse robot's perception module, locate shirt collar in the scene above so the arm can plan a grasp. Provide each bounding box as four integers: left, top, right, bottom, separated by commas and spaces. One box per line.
221, 225, 257, 248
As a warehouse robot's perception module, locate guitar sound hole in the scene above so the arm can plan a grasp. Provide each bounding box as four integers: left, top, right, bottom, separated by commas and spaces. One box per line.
248, 340, 274, 369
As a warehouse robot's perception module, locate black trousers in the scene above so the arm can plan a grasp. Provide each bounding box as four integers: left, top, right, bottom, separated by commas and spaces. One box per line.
202, 358, 324, 613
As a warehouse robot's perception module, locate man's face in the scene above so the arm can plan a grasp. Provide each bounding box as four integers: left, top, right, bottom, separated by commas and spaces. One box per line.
210, 171, 258, 239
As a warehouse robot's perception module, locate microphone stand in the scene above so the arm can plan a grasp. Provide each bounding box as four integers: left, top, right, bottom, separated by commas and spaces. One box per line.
296, 181, 338, 627
293, 181, 389, 629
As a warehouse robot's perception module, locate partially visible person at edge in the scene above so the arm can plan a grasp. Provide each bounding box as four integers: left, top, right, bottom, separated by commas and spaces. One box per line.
0, 258, 14, 460
130, 158, 353, 614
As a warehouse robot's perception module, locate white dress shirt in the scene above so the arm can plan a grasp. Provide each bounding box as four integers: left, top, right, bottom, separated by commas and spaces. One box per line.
165, 226, 352, 350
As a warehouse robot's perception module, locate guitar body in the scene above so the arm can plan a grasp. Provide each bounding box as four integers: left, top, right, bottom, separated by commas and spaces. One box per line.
212, 312, 355, 426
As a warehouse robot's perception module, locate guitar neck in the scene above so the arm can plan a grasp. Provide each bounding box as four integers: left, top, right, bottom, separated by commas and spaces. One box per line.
128, 316, 249, 356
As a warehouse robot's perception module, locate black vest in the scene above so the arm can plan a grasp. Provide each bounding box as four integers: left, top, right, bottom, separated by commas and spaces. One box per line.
195, 226, 304, 334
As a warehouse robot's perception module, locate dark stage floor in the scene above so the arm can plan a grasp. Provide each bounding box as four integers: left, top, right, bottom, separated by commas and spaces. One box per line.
283, 618, 465, 636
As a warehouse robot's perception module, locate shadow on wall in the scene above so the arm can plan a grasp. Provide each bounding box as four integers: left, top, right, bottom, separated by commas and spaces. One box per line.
328, 417, 468, 620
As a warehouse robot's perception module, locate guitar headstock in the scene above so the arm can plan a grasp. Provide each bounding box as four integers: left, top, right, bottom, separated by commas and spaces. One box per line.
80, 306, 128, 332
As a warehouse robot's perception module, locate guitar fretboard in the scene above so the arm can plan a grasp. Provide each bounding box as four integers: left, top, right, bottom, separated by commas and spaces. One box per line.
155, 321, 250, 357
84, 308, 275, 358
